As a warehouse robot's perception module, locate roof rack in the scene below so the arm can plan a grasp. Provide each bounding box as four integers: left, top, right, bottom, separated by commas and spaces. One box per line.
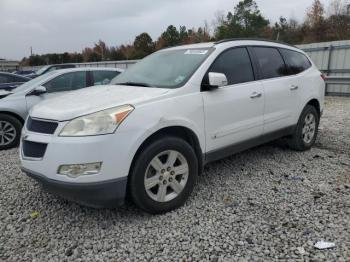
214, 38, 297, 48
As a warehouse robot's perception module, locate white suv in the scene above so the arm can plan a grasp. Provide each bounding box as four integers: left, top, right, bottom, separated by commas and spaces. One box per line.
20, 39, 325, 214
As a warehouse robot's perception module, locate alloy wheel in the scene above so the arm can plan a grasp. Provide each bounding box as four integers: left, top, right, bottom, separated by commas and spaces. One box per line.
0, 121, 17, 146
144, 150, 189, 203
302, 113, 316, 144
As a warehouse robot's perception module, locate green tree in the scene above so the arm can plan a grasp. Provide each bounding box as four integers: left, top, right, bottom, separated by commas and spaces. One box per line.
215, 0, 269, 39
159, 25, 180, 47
71, 53, 84, 63
47, 53, 60, 64
28, 55, 45, 66
272, 17, 303, 44
61, 52, 70, 63
179, 26, 189, 43
109, 47, 127, 60
133, 33, 154, 58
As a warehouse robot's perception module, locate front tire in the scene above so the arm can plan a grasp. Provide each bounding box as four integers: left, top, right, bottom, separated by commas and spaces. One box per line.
129, 136, 198, 214
0, 114, 22, 150
287, 105, 319, 151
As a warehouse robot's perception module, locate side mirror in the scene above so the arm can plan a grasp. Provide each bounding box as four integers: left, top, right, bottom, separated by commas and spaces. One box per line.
208, 72, 228, 88
28, 86, 47, 96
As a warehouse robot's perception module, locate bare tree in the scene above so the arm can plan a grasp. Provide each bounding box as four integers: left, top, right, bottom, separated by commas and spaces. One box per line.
327, 0, 347, 16
212, 10, 226, 32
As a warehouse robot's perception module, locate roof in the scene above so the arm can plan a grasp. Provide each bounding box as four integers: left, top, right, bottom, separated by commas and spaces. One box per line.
214, 38, 297, 48
162, 38, 302, 52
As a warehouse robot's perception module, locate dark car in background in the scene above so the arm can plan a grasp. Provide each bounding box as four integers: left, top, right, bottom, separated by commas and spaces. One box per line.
14, 70, 36, 77
28, 64, 76, 78
0, 72, 30, 90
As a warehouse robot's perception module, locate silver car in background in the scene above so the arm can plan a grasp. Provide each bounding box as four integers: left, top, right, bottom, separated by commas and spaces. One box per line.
0, 67, 123, 150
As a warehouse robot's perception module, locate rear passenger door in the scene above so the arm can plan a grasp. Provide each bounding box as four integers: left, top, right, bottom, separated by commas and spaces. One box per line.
251, 47, 298, 134
202, 47, 264, 153
279, 48, 313, 120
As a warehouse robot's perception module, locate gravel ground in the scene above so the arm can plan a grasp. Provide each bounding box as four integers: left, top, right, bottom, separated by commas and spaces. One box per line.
0, 97, 349, 262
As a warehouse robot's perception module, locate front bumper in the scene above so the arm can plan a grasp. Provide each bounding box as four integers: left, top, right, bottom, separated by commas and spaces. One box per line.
22, 168, 127, 208
20, 118, 146, 208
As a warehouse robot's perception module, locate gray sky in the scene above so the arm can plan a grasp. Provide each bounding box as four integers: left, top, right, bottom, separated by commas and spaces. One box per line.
0, 0, 332, 60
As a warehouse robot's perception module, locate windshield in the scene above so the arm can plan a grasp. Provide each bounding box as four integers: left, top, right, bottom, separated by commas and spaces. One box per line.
36, 65, 50, 75
111, 48, 214, 88
13, 71, 58, 93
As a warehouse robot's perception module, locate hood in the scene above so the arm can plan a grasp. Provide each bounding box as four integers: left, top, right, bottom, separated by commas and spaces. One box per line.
30, 85, 170, 121
0, 90, 12, 99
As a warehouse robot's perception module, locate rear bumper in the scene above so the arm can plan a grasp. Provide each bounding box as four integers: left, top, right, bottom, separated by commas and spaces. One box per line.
22, 167, 127, 208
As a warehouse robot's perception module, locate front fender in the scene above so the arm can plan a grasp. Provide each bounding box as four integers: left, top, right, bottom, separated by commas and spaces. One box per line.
116, 92, 205, 173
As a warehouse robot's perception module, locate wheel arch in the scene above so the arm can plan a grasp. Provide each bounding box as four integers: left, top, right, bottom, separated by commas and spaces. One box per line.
0, 111, 25, 125
129, 126, 204, 179
305, 98, 321, 117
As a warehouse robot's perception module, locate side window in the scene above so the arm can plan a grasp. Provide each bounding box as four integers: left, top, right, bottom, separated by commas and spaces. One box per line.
10, 75, 23, 82
62, 65, 75, 69
46, 67, 56, 73
280, 49, 312, 75
92, 71, 120, 86
252, 47, 287, 80
207, 47, 254, 86
0, 75, 10, 83
43, 72, 86, 93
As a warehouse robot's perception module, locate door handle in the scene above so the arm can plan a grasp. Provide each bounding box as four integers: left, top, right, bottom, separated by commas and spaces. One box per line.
250, 92, 262, 99
290, 85, 299, 90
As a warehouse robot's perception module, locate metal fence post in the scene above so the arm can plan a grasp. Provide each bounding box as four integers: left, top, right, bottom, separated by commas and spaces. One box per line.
325, 45, 334, 95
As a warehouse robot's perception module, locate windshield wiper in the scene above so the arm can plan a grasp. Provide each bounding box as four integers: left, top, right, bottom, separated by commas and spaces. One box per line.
116, 82, 151, 87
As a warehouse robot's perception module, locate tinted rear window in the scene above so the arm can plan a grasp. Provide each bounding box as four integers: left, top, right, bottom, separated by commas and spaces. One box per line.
280, 49, 312, 75
252, 47, 287, 80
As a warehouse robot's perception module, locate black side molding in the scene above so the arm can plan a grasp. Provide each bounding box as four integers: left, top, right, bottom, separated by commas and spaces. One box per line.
204, 125, 296, 164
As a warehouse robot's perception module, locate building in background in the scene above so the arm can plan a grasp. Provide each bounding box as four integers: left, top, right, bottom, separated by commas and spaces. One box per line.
0, 59, 20, 72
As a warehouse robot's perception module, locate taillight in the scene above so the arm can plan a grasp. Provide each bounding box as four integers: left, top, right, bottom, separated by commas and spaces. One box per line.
321, 74, 327, 81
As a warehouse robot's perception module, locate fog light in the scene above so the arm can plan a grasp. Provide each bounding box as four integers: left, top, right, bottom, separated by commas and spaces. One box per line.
58, 162, 102, 178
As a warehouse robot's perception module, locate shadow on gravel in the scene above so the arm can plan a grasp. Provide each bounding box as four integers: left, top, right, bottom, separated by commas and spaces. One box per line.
32, 139, 296, 219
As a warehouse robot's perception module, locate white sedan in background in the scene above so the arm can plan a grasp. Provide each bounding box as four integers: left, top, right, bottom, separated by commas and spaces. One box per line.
0, 67, 123, 149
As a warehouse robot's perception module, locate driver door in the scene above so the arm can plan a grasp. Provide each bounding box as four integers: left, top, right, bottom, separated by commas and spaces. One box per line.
25, 71, 88, 114
202, 47, 264, 155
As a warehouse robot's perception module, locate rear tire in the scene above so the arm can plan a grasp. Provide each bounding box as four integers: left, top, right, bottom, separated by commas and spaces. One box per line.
0, 114, 22, 150
287, 105, 319, 151
129, 136, 198, 214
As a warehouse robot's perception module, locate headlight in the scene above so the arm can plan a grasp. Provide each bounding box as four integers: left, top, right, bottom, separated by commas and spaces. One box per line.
59, 105, 134, 136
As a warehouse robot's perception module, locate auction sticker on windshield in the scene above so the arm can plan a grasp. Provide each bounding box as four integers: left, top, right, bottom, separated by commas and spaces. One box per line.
184, 50, 208, 55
